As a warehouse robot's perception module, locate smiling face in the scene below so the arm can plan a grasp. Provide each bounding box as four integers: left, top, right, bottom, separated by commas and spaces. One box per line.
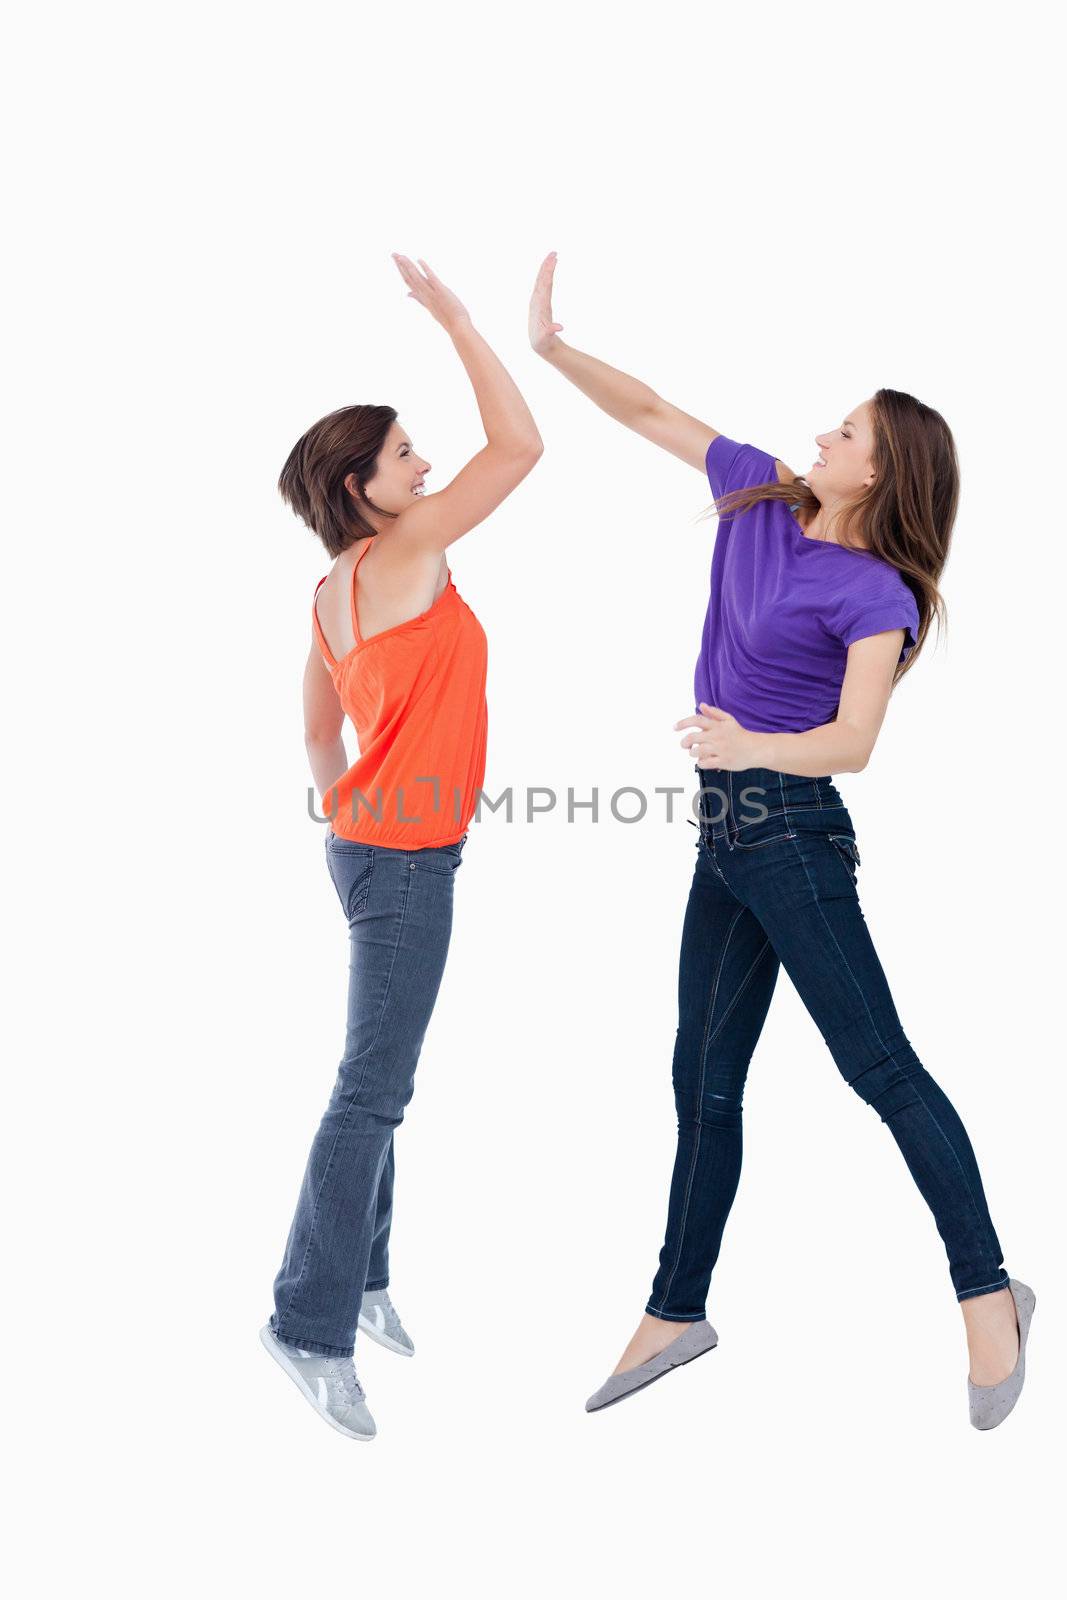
809, 399, 877, 502
345, 419, 431, 523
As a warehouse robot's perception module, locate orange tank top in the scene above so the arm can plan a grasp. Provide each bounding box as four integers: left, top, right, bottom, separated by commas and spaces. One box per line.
311, 538, 488, 848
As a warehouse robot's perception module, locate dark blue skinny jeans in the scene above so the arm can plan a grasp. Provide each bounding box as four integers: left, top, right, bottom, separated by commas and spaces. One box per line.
647, 766, 1009, 1319
269, 828, 467, 1358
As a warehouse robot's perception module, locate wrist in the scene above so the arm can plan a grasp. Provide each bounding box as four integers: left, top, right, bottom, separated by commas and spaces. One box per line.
537, 334, 566, 362
745, 729, 775, 768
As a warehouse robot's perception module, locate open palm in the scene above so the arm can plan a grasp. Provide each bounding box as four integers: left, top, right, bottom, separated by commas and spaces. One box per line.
391, 254, 470, 331
528, 251, 564, 354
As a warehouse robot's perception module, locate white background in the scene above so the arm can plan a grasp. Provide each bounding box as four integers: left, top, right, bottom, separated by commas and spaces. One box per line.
7, 1, 1062, 1594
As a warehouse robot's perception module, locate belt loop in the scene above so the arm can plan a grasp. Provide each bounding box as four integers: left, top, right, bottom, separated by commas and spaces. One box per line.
777, 771, 793, 836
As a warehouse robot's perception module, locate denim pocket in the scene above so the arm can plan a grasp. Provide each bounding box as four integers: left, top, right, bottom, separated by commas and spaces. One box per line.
326, 842, 375, 918
729, 806, 797, 851
415, 838, 467, 875
828, 832, 861, 886
415, 844, 463, 870
327, 830, 369, 853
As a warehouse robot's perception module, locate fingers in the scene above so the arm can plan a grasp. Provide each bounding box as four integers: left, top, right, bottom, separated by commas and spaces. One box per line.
535, 255, 555, 303
391, 254, 423, 295
392, 253, 428, 290
398, 250, 553, 292
683, 702, 729, 766
683, 731, 720, 760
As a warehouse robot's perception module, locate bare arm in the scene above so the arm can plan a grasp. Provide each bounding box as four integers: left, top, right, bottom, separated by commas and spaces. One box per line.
303, 642, 349, 800
679, 630, 907, 778
385, 256, 543, 558
529, 252, 720, 471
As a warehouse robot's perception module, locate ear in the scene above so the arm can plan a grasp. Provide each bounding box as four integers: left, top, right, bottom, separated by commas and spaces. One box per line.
343, 471, 362, 499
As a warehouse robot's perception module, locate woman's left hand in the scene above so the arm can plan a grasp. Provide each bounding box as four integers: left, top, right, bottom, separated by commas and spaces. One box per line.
391, 254, 471, 333
675, 704, 759, 770
528, 251, 565, 356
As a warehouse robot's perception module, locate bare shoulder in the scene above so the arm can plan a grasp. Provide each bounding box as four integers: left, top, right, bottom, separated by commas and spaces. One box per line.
362, 527, 442, 576
360, 529, 447, 609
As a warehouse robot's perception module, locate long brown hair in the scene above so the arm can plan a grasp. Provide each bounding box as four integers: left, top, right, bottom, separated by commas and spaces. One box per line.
702, 389, 959, 683
278, 404, 399, 558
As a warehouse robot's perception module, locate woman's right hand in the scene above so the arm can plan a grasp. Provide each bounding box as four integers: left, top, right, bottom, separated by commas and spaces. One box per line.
528, 251, 565, 355
391, 254, 471, 332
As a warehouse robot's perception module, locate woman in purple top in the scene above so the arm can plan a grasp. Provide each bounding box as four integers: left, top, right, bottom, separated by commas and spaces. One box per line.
530, 253, 1033, 1430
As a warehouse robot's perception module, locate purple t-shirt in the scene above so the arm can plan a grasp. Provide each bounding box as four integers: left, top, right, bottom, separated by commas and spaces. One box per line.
695, 434, 920, 732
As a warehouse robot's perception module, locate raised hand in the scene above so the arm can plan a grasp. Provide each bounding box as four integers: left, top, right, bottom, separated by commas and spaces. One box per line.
391, 254, 471, 333
528, 251, 564, 355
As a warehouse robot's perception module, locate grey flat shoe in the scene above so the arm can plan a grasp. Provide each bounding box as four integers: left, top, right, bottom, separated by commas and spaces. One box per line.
585, 1319, 718, 1412
968, 1278, 1036, 1431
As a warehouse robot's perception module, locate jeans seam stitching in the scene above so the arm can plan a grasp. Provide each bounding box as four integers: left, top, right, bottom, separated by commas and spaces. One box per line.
899, 1073, 999, 1249
957, 1277, 1009, 1300
277, 867, 412, 1329
788, 834, 893, 1056
707, 937, 774, 1044
657, 904, 747, 1312
788, 834, 997, 1281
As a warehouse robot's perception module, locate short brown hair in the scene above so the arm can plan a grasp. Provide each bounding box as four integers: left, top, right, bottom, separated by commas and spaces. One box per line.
278, 403, 398, 557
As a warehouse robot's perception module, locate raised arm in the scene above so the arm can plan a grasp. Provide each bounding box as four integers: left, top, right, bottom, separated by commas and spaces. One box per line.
384, 256, 543, 558
529, 251, 721, 472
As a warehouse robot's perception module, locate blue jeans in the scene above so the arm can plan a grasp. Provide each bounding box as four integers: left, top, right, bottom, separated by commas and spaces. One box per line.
268, 829, 467, 1357
647, 766, 1009, 1319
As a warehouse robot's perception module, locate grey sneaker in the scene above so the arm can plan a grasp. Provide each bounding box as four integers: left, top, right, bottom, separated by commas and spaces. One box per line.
967, 1278, 1036, 1431
358, 1288, 414, 1356
259, 1324, 376, 1440
586, 1319, 719, 1412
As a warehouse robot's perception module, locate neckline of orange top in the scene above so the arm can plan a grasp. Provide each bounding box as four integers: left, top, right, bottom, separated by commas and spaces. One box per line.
311, 536, 457, 670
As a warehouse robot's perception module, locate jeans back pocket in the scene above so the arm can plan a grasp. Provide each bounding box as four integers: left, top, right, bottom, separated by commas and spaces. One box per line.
326, 840, 375, 919
828, 832, 861, 886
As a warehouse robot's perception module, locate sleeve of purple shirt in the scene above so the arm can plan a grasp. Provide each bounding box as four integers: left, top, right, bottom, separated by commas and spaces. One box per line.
828, 577, 921, 661
705, 433, 780, 502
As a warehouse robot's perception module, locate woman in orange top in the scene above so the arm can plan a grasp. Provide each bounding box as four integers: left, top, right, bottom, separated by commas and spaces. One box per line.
261, 255, 545, 1441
